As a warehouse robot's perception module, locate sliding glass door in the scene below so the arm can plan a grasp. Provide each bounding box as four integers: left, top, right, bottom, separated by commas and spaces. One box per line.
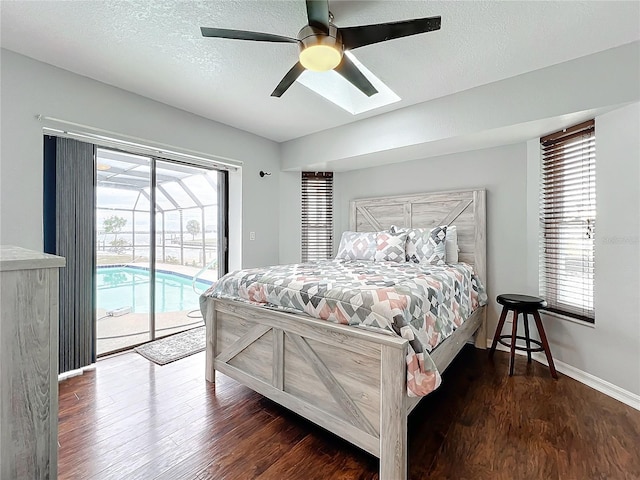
96, 150, 152, 354
95, 148, 225, 355
152, 160, 220, 341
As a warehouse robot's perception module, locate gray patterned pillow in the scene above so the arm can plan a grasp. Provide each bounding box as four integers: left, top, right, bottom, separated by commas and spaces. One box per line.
390, 225, 447, 264
374, 231, 408, 262
336, 231, 377, 261
404, 228, 422, 263
389, 225, 420, 262
416, 226, 448, 265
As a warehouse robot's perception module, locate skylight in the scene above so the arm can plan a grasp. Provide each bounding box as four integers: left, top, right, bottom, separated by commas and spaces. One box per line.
297, 52, 401, 115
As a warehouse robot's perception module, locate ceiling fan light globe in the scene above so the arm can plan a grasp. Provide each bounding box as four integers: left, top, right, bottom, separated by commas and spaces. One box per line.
299, 45, 342, 72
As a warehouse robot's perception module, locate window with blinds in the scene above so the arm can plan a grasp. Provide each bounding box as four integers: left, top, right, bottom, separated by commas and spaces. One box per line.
539, 119, 596, 322
301, 172, 333, 262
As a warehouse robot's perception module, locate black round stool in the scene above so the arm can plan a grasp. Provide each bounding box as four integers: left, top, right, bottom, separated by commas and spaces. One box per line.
489, 294, 558, 379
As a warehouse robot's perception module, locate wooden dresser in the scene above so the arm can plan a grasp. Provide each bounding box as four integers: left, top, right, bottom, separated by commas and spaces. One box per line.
0, 246, 65, 479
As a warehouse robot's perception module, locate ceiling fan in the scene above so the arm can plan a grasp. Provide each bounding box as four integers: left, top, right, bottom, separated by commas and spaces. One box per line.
200, 0, 441, 98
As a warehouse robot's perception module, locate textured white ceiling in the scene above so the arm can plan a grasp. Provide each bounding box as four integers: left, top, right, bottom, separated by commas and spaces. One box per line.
1, 1, 639, 142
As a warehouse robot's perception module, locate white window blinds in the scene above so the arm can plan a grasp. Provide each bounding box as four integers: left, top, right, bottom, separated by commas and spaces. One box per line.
539, 119, 596, 322
301, 172, 333, 262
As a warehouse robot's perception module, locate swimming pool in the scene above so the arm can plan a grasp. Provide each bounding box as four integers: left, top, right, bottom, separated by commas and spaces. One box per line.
96, 266, 213, 314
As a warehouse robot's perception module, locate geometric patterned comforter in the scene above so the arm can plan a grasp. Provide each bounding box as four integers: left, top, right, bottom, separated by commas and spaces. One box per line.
202, 259, 487, 397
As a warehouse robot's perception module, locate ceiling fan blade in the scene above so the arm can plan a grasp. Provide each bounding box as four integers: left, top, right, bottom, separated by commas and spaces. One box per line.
271, 62, 306, 97
306, 0, 330, 32
334, 55, 378, 97
200, 27, 298, 43
340, 16, 441, 50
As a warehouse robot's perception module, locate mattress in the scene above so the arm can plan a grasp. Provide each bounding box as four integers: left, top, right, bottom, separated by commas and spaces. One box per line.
202, 259, 487, 396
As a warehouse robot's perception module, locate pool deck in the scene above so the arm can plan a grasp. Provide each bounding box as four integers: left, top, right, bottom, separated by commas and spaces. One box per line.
97, 262, 217, 355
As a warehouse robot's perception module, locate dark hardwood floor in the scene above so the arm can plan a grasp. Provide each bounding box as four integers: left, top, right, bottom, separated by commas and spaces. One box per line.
58, 345, 640, 480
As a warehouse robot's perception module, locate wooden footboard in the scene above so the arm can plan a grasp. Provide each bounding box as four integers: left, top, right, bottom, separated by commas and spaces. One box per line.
205, 297, 486, 480
205, 297, 410, 479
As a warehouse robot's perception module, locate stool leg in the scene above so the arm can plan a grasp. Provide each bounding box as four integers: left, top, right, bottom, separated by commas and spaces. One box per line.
532, 310, 558, 379
523, 312, 532, 364
509, 310, 519, 376
489, 306, 509, 357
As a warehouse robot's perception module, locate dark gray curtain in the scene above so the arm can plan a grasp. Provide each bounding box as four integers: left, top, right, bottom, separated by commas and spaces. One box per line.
44, 136, 96, 373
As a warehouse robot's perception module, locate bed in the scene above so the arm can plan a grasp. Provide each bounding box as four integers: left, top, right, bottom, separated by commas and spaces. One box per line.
201, 188, 487, 480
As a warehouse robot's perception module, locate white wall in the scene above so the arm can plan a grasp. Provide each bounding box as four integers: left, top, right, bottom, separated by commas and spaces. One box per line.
527, 103, 640, 397
0, 49, 281, 269
281, 42, 640, 172
278, 170, 302, 265
333, 143, 528, 340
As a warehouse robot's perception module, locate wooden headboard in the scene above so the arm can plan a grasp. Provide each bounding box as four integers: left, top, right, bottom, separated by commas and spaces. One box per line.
349, 188, 487, 288
349, 189, 487, 347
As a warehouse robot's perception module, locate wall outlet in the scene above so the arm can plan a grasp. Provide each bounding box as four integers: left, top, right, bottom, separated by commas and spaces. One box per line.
249, 231, 256, 241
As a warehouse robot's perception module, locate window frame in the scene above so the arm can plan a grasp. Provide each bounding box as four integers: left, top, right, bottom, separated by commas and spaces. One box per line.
301, 171, 334, 262
539, 119, 596, 323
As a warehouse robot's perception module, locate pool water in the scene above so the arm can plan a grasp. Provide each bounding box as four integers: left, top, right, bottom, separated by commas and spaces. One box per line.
96, 266, 213, 313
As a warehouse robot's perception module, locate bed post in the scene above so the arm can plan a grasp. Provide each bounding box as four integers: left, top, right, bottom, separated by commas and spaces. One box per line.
205, 299, 217, 383
379, 343, 408, 480
473, 189, 487, 349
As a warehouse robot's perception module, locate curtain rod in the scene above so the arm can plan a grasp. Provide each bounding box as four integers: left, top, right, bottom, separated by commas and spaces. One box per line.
36, 115, 243, 172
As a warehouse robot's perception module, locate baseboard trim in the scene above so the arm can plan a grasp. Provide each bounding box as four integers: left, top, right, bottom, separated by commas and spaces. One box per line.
58, 363, 96, 382
487, 340, 640, 411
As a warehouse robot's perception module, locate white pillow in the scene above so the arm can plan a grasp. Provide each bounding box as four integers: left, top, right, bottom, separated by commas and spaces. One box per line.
445, 225, 459, 263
